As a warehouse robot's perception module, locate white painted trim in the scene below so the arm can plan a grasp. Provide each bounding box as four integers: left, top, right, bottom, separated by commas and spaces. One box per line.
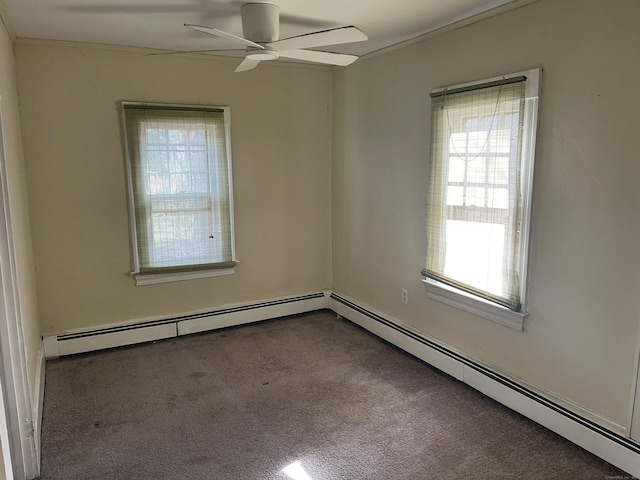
32, 347, 44, 478
517, 69, 541, 313
422, 278, 527, 331
0, 251, 24, 480
43, 292, 328, 359
632, 376, 640, 441
177, 293, 327, 335
224, 109, 237, 264
54, 323, 176, 358
629, 310, 640, 441
0, 97, 36, 479
0, 365, 14, 480
132, 267, 235, 286
41, 336, 58, 361
329, 292, 639, 477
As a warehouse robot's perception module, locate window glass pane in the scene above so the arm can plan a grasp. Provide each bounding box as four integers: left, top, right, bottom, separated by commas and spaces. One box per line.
169, 173, 190, 194
450, 132, 470, 155
466, 158, 486, 183
488, 157, 509, 184
190, 150, 208, 172
168, 129, 186, 144
487, 188, 509, 209
447, 157, 466, 183
466, 187, 485, 207
189, 130, 206, 144
150, 211, 213, 266
191, 174, 209, 193
465, 131, 491, 156
490, 129, 513, 154
169, 150, 189, 173
444, 220, 505, 296
146, 128, 166, 144
148, 173, 170, 195
146, 151, 168, 174
446, 186, 464, 206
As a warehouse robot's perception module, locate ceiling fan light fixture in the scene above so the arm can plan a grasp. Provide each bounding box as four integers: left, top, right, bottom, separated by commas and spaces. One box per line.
246, 46, 279, 61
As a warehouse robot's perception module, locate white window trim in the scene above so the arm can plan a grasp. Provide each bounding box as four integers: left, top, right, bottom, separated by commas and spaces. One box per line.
422, 277, 528, 331
122, 101, 237, 285
132, 266, 235, 286
425, 68, 541, 329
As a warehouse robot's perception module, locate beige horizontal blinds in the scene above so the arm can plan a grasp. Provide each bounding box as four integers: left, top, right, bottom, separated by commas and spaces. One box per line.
124, 105, 235, 274
424, 80, 526, 311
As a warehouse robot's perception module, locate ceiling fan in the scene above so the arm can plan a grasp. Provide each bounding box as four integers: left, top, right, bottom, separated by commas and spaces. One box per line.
175, 2, 368, 72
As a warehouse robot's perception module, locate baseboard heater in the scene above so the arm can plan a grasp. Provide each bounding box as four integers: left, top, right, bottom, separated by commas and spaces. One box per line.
43, 292, 328, 358
328, 292, 640, 478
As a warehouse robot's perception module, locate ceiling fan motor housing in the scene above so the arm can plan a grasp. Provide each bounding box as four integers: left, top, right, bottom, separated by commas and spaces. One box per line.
241, 3, 280, 43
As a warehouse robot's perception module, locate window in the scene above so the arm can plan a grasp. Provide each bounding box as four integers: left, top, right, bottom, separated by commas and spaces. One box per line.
122, 103, 236, 285
422, 69, 540, 329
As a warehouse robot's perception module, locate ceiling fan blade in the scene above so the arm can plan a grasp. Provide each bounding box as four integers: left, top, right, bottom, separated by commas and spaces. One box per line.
269, 26, 367, 51
278, 49, 359, 67
147, 49, 245, 57
235, 58, 261, 73
65, 4, 236, 14
185, 24, 264, 50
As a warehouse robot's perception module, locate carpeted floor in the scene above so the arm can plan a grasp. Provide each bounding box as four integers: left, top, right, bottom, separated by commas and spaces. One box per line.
41, 310, 627, 479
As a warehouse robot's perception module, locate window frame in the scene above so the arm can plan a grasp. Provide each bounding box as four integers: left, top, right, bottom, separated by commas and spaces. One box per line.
121, 101, 237, 286
422, 68, 541, 330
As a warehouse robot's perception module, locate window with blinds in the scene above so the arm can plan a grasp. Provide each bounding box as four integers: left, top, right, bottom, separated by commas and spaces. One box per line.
423, 70, 540, 314
122, 103, 236, 283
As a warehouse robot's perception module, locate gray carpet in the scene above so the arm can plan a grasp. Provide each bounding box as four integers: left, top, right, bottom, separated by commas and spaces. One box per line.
41, 310, 626, 479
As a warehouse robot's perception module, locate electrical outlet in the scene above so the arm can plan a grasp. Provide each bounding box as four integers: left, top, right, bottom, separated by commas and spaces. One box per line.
401, 288, 408, 304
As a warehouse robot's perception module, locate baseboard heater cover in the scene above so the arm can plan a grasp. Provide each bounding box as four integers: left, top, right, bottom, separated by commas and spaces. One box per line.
44, 292, 328, 358
329, 292, 640, 478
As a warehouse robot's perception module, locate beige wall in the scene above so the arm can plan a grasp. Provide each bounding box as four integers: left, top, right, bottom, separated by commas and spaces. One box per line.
332, 0, 640, 426
0, 13, 41, 411
15, 42, 332, 334
12, 0, 640, 435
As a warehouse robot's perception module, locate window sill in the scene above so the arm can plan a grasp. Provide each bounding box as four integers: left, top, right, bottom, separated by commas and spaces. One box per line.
132, 267, 235, 286
421, 278, 527, 331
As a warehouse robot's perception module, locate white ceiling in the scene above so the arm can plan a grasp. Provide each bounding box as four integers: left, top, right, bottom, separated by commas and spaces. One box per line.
3, 0, 519, 58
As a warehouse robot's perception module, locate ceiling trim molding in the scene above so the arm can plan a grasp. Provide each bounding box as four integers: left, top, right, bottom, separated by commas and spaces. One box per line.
364, 0, 541, 60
